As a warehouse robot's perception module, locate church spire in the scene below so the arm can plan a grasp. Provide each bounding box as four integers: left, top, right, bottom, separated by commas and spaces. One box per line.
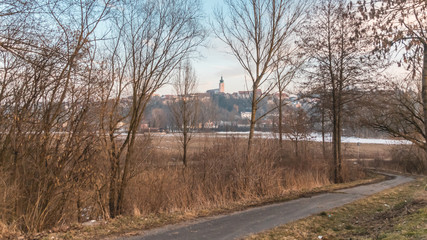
219, 76, 225, 93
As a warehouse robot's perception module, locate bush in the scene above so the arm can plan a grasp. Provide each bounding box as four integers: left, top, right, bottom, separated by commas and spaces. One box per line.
0, 135, 367, 237
361, 145, 427, 175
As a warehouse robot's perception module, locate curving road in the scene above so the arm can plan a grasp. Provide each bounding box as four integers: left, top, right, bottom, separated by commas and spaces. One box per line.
116, 173, 413, 240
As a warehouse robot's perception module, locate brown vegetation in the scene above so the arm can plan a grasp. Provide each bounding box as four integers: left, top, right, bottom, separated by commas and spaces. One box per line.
360, 145, 427, 175
0, 136, 369, 239
213, 0, 306, 153
1, 0, 426, 239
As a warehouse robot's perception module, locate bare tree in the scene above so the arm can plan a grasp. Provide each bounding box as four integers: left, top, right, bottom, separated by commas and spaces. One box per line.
298, 0, 376, 183
149, 108, 168, 129
198, 97, 219, 131
274, 50, 303, 145
213, 0, 306, 154
169, 62, 199, 167
99, 0, 205, 218
283, 107, 311, 157
366, 78, 426, 148
360, 0, 427, 151
0, 0, 112, 232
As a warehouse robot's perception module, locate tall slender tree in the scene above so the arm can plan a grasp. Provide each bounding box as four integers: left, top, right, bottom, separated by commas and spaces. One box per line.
0, 0, 112, 231
170, 62, 199, 167
99, 0, 205, 218
299, 0, 375, 183
274, 49, 303, 145
213, 0, 305, 155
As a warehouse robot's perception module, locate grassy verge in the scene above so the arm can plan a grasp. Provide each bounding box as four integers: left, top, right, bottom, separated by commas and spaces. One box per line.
33, 172, 386, 240
246, 177, 427, 240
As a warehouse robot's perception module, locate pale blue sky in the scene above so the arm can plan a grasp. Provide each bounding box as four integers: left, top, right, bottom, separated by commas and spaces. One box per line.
155, 0, 409, 95
157, 0, 249, 95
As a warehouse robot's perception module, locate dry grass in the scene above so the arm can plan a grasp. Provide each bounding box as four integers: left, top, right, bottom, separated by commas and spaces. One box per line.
125, 138, 286, 215
36, 171, 384, 240
360, 145, 427, 175
0, 221, 20, 239
0, 134, 386, 239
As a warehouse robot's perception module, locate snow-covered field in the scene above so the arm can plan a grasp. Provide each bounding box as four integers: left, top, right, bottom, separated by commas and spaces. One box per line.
156, 131, 412, 145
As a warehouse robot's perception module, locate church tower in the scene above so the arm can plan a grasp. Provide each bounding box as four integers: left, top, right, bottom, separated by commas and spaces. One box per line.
219, 76, 225, 93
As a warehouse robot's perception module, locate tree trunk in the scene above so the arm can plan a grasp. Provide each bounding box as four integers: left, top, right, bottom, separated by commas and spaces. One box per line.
321, 81, 327, 159
332, 111, 339, 183
422, 43, 427, 152
336, 105, 343, 183
182, 96, 188, 167
278, 93, 283, 146
321, 105, 326, 159
294, 139, 298, 157
183, 129, 188, 167
108, 156, 119, 218
77, 190, 83, 223
332, 87, 343, 183
116, 128, 137, 215
332, 88, 343, 183
247, 90, 257, 156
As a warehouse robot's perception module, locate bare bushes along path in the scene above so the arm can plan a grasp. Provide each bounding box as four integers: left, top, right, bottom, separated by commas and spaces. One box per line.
115, 173, 413, 240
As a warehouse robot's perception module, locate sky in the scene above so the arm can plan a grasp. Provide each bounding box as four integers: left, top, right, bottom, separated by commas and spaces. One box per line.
157, 1, 249, 95
155, 0, 411, 96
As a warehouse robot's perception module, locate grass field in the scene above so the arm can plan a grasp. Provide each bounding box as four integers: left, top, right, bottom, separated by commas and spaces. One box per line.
149, 133, 395, 163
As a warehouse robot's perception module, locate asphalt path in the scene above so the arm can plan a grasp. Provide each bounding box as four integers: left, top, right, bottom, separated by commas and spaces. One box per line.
118, 173, 413, 240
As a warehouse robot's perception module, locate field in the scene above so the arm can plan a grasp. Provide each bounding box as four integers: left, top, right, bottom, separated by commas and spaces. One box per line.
1, 131, 419, 239
147, 132, 396, 164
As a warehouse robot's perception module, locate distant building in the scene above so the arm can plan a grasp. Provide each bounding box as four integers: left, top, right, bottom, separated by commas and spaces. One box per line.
274, 92, 289, 99
237, 89, 262, 98
161, 94, 176, 104
240, 112, 252, 119
206, 89, 219, 94
162, 95, 175, 100
207, 76, 225, 94
219, 76, 225, 93
196, 93, 211, 102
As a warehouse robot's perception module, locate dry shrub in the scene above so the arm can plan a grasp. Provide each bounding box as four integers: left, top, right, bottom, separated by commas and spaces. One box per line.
0, 135, 368, 238
0, 171, 21, 238
278, 142, 331, 189
0, 221, 20, 240
363, 145, 427, 174
283, 168, 331, 191
390, 145, 427, 174
123, 137, 361, 216
124, 137, 285, 215
0, 133, 103, 236
341, 162, 367, 182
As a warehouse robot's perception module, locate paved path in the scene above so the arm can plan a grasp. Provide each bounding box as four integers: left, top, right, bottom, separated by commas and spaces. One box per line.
119, 174, 413, 240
